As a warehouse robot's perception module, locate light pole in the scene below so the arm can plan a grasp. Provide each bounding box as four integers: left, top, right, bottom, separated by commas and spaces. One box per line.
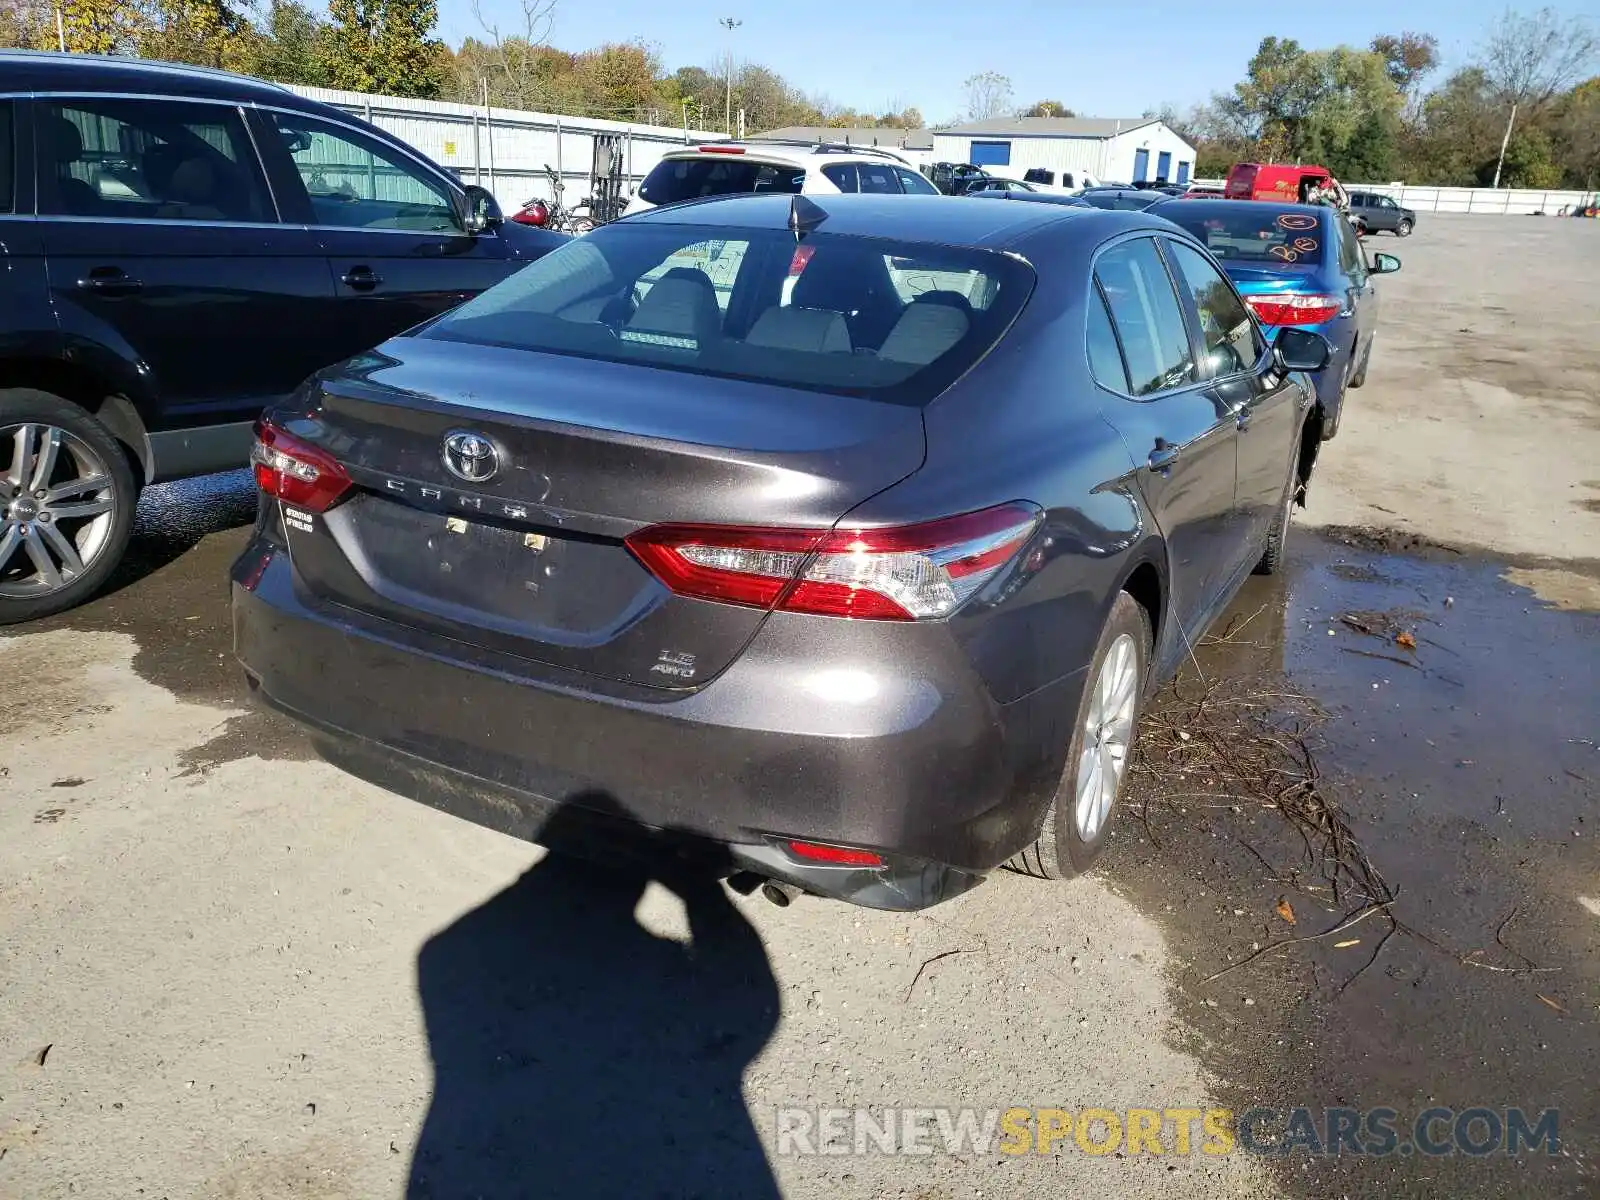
719, 17, 741, 136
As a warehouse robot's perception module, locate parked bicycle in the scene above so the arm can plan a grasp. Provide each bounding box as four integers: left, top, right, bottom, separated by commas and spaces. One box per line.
510, 165, 596, 234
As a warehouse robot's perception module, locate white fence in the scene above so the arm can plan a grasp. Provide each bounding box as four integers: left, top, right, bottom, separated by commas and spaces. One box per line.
283, 85, 722, 208
1193, 178, 1595, 215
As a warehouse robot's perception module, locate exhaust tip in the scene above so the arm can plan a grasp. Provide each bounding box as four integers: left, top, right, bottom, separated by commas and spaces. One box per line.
760, 880, 802, 907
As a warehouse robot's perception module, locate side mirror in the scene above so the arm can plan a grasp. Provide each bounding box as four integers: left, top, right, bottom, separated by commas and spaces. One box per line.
1274, 327, 1331, 372
1370, 252, 1401, 275
459, 184, 503, 234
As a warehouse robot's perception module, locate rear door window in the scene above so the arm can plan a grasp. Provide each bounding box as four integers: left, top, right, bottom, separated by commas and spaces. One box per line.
821, 163, 858, 192
37, 97, 272, 222
425, 223, 1034, 405
637, 156, 804, 205
1085, 284, 1129, 391
1094, 238, 1197, 396
857, 163, 902, 194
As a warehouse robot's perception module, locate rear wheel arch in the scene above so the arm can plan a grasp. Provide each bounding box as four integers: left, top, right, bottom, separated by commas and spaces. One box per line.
0, 359, 153, 484
1119, 559, 1164, 659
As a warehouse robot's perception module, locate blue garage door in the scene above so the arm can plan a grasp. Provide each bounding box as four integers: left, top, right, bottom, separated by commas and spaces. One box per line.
1132, 148, 1149, 182
969, 140, 1012, 167
1176, 160, 1191, 185
1156, 151, 1172, 183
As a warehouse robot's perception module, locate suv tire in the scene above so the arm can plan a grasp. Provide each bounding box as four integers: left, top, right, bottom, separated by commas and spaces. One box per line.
0, 389, 138, 625
1007, 592, 1152, 880
1395, 218, 1413, 237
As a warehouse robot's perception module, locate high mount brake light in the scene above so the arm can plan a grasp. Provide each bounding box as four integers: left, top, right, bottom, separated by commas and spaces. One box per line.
624, 503, 1043, 621
250, 419, 351, 513
698, 145, 746, 154
1245, 293, 1341, 326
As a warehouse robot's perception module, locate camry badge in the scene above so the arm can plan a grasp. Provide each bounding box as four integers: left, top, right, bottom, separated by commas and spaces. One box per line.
442, 431, 499, 483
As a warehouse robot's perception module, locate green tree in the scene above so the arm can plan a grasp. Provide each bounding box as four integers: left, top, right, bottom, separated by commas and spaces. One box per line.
246, 0, 334, 86
1479, 126, 1562, 187
1552, 77, 1600, 187
1019, 100, 1074, 117
324, 0, 444, 98
1370, 31, 1439, 99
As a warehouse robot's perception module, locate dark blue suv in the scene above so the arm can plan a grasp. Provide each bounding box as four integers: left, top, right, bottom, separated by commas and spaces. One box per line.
0, 51, 564, 623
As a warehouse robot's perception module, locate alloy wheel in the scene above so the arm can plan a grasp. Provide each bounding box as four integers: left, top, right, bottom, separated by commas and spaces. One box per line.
1074, 632, 1139, 841
0, 423, 119, 599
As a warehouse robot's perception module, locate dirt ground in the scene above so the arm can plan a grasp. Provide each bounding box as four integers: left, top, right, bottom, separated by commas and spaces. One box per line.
1, 215, 1597, 1200
1302, 214, 1600, 578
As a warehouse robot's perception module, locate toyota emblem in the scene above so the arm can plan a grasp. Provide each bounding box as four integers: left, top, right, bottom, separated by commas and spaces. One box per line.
442, 431, 499, 483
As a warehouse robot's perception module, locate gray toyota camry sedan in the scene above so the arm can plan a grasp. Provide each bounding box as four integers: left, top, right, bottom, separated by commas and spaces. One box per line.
232, 193, 1328, 910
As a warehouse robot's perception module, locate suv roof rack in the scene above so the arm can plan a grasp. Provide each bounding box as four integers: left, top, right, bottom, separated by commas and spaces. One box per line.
706, 138, 913, 164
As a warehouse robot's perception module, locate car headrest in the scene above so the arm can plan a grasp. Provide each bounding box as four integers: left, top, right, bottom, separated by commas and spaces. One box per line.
745, 306, 852, 354
626, 268, 721, 345
877, 298, 971, 365
53, 116, 85, 164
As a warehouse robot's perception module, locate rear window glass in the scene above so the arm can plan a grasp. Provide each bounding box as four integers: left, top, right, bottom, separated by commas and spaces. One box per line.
1158, 207, 1323, 264
423, 223, 1035, 406
637, 156, 804, 206
1081, 192, 1157, 211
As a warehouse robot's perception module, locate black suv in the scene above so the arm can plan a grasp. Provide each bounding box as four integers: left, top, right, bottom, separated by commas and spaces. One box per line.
0, 51, 564, 622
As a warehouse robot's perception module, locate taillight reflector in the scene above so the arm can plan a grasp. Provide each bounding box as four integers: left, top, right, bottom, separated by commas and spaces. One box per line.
1245, 293, 1341, 326
786, 840, 885, 867
250, 418, 351, 513
624, 503, 1042, 621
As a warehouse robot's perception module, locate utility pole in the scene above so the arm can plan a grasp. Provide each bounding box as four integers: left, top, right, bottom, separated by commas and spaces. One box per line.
719, 17, 741, 136
55, 4, 66, 51
1491, 103, 1518, 190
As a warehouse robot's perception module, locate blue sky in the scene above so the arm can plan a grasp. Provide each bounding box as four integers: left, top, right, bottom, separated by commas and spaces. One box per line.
439, 0, 1598, 121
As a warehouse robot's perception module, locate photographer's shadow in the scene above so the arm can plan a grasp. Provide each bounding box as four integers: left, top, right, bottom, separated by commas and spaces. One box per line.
407, 794, 783, 1199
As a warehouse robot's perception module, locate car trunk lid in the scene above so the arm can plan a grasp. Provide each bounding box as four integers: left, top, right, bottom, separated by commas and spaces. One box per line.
273, 339, 925, 690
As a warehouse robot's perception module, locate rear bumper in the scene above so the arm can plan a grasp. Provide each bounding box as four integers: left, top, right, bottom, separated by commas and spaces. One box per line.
232, 544, 1076, 909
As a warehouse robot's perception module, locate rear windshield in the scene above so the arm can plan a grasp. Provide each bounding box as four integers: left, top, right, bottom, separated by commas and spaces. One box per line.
422, 223, 1034, 406
1157, 207, 1324, 265
1081, 192, 1157, 211
637, 155, 804, 206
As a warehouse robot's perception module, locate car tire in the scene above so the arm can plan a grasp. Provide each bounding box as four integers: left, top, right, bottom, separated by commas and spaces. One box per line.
1006, 591, 1152, 880
1395, 218, 1413, 237
0, 389, 138, 625
1348, 339, 1372, 389
1254, 436, 1301, 576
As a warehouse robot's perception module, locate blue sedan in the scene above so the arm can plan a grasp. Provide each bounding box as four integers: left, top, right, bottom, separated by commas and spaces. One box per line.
1148, 198, 1399, 440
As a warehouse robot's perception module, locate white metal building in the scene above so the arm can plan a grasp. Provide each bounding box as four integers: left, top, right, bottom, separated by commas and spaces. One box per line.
931, 117, 1198, 186
283, 84, 721, 208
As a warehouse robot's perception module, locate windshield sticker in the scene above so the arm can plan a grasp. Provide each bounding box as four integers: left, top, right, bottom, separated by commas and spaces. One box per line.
1293, 236, 1318, 252
1268, 245, 1300, 262
1276, 213, 1318, 231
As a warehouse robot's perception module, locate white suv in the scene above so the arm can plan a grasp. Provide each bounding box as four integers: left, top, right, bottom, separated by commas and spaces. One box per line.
624, 140, 940, 215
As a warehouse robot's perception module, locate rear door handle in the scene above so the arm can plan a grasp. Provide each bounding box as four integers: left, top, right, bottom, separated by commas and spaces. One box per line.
340, 267, 383, 291
1147, 440, 1181, 473
78, 267, 143, 297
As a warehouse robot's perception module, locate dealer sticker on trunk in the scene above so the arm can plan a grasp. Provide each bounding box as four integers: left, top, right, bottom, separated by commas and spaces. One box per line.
283, 507, 315, 533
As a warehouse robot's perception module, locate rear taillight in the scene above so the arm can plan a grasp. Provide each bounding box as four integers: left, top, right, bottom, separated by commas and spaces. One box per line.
1245, 293, 1341, 326
625, 503, 1042, 621
250, 419, 351, 513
